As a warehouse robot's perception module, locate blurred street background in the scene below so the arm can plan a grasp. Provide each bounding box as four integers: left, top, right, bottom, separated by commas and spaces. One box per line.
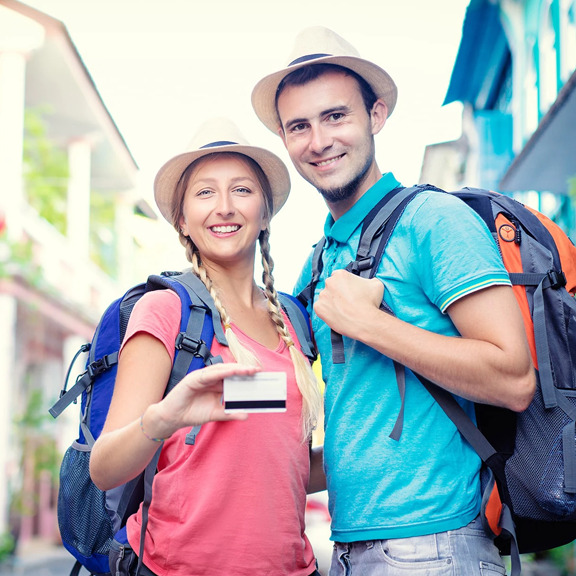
1, 0, 576, 574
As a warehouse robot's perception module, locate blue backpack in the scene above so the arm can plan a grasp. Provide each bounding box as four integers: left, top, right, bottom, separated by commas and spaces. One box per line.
50, 270, 315, 576
299, 185, 576, 576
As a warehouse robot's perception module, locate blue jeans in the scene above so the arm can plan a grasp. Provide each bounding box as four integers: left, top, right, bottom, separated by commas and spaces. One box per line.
329, 515, 506, 576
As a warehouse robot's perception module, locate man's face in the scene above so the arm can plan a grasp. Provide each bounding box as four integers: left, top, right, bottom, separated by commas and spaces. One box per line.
276, 70, 385, 207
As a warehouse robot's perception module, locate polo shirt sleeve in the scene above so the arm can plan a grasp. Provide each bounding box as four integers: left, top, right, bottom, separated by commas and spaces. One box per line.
409, 192, 511, 312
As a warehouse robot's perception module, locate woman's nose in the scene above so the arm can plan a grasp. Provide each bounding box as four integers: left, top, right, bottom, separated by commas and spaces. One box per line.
216, 192, 234, 216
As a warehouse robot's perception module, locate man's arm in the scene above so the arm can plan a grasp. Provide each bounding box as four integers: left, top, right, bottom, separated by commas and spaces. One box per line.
314, 270, 535, 412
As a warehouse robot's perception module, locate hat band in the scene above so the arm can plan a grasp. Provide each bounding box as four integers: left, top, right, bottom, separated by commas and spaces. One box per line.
200, 140, 238, 149
289, 53, 331, 67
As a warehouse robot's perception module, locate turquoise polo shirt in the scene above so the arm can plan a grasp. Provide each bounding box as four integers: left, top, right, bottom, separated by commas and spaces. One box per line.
294, 173, 511, 542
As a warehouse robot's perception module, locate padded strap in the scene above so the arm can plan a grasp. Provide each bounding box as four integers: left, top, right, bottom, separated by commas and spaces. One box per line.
172, 270, 227, 345
388, 361, 407, 441
184, 355, 223, 445
278, 293, 317, 363
532, 278, 557, 408
331, 186, 437, 364
168, 305, 210, 393
418, 376, 498, 463
137, 447, 162, 576
354, 186, 430, 276
297, 238, 327, 310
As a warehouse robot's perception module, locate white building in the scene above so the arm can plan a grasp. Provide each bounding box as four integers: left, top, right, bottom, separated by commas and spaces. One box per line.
0, 0, 152, 546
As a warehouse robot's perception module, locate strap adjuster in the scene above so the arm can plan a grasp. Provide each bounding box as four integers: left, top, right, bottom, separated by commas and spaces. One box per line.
87, 356, 114, 379
348, 256, 375, 275
548, 269, 567, 289
175, 333, 211, 361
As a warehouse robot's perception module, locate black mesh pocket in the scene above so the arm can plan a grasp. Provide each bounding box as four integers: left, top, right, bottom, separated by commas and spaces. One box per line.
506, 391, 576, 521
567, 303, 576, 388
57, 444, 114, 557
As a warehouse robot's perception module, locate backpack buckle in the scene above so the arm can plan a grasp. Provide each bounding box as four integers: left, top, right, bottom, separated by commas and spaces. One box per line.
548, 269, 567, 289
87, 355, 114, 379
175, 333, 210, 359
349, 256, 375, 275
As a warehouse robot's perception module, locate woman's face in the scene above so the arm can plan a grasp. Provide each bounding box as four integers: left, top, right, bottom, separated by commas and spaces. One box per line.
179, 154, 269, 269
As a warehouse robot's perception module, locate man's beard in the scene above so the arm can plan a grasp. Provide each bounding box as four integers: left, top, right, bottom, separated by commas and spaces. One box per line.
316, 154, 372, 204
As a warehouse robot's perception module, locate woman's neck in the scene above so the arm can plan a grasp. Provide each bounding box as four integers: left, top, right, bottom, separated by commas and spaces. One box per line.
204, 261, 263, 311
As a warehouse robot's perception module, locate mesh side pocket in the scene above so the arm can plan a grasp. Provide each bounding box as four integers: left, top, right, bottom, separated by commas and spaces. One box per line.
506, 391, 576, 521
538, 432, 576, 517
57, 444, 114, 558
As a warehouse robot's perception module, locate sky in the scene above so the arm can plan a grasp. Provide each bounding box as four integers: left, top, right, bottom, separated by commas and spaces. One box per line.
23, 0, 470, 290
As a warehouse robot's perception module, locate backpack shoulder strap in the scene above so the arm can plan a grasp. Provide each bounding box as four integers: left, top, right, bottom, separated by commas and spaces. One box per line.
148, 269, 227, 346
296, 237, 327, 310
134, 270, 227, 571
147, 270, 227, 445
329, 184, 440, 365
332, 184, 445, 439
349, 185, 437, 279
278, 292, 317, 364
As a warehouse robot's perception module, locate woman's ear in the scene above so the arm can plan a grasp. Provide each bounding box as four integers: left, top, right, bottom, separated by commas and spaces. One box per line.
179, 216, 188, 237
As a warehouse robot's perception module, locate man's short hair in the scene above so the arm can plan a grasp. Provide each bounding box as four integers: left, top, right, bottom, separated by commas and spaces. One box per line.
275, 63, 379, 123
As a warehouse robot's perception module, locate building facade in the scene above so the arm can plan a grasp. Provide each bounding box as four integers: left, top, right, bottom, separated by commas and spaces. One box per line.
0, 0, 153, 547
422, 0, 576, 237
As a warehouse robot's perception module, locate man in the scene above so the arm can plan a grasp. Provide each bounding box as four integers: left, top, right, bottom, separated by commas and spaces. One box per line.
252, 27, 536, 575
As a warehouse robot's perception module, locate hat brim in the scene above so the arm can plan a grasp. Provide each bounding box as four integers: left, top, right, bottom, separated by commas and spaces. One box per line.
252, 55, 398, 133
154, 143, 291, 223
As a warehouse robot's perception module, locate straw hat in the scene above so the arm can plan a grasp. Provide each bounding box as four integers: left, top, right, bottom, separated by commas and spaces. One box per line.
154, 117, 291, 222
251, 26, 398, 133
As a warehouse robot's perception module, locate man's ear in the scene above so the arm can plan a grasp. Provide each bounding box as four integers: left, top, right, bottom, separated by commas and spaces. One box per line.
370, 99, 388, 136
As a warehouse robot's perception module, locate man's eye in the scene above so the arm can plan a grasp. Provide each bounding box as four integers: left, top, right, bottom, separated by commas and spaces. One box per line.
329, 113, 344, 121
291, 123, 307, 133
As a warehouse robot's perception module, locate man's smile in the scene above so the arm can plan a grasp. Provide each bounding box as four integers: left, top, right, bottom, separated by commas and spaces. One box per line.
311, 154, 345, 167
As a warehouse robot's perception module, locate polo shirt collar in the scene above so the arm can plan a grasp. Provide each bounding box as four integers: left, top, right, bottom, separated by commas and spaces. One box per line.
323, 173, 402, 243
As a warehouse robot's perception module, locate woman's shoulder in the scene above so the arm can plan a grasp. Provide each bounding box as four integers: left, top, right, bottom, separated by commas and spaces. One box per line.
128, 288, 182, 334
134, 288, 181, 313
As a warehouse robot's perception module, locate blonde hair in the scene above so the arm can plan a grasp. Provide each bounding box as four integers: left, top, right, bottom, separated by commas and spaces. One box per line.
171, 152, 322, 440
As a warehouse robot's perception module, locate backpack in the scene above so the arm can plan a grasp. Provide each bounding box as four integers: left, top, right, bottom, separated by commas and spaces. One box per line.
50, 269, 315, 576
299, 184, 576, 576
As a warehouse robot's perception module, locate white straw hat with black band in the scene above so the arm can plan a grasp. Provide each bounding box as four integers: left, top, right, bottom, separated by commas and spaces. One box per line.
154, 117, 291, 222
251, 26, 398, 133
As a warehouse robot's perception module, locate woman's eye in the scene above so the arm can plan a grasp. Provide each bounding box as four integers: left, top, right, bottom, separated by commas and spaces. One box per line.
234, 187, 251, 194
196, 188, 213, 197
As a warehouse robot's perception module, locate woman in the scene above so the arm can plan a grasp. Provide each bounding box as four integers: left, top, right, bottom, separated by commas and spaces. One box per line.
90, 118, 323, 576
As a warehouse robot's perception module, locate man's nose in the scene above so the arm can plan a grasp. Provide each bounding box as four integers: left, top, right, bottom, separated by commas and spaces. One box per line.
309, 125, 333, 154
